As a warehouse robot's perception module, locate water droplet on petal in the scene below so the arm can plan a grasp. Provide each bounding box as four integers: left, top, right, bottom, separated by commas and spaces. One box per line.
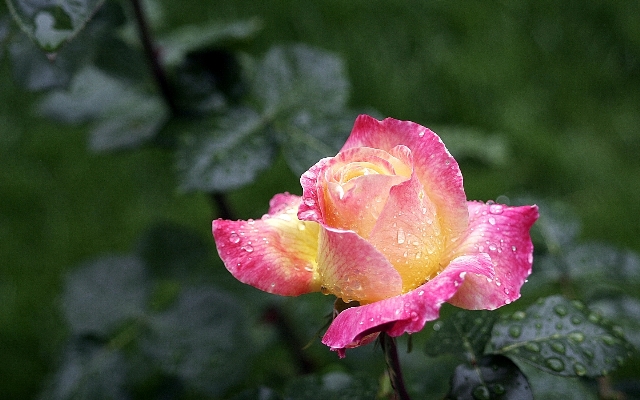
489, 204, 504, 214
303, 198, 315, 206
229, 232, 240, 244
242, 244, 253, 252
488, 217, 496, 225
511, 245, 517, 252
397, 228, 406, 244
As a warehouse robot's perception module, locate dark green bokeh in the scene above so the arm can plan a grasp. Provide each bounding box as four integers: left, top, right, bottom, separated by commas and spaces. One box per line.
1, 0, 639, 398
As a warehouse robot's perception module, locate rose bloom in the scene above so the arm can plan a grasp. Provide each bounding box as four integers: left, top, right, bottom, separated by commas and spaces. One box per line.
213, 115, 538, 357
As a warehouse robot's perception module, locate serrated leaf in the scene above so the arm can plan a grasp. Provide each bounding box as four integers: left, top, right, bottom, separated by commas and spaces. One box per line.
254, 44, 349, 118
252, 44, 352, 174
62, 255, 148, 336
177, 107, 277, 192
8, 2, 127, 91
141, 287, 250, 397
39, 338, 129, 400
159, 18, 262, 67
513, 359, 599, 400
284, 372, 377, 400
446, 355, 532, 400
490, 295, 634, 377
6, 0, 107, 51
425, 309, 498, 362
276, 111, 354, 175
37, 66, 169, 151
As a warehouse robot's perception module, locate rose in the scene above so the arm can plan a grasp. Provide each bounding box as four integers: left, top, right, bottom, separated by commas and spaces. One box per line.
213, 115, 538, 357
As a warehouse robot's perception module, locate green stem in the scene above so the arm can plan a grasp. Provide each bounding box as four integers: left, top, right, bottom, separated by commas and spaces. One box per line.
380, 332, 412, 400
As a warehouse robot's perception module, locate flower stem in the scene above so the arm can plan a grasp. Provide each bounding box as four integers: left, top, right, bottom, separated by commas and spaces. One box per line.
130, 0, 179, 114
380, 332, 412, 400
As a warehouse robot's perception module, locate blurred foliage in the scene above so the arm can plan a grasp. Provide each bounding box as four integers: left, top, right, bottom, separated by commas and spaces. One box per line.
1, 0, 640, 399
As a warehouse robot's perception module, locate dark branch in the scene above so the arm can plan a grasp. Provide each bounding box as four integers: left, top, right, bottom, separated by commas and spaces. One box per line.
380, 332, 412, 400
130, 0, 179, 114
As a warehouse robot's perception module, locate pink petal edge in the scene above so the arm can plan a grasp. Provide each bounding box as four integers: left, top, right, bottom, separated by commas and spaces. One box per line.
212, 194, 320, 296
448, 202, 539, 310
322, 253, 494, 357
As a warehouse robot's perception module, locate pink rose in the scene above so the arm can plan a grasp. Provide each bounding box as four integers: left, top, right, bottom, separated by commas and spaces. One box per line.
213, 115, 538, 357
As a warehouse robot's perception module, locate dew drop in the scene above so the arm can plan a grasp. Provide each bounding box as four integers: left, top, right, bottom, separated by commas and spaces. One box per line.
410, 312, 418, 321
304, 265, 313, 272
488, 217, 496, 225
492, 384, 505, 395
553, 304, 568, 316
303, 198, 315, 206
588, 312, 601, 323
512, 311, 526, 320
229, 232, 240, 244
524, 342, 541, 352
489, 204, 504, 214
297, 222, 306, 231
511, 245, 517, 252
602, 335, 616, 346
571, 315, 582, 325
397, 228, 406, 244
489, 244, 497, 251
472, 385, 490, 400
418, 130, 425, 138
242, 244, 254, 253
550, 341, 566, 354
545, 358, 565, 372
568, 332, 585, 343
509, 325, 522, 338
573, 362, 587, 376
433, 321, 442, 331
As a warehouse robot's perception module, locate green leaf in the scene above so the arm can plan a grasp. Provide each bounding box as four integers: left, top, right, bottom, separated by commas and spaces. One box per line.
159, 18, 262, 67
275, 111, 354, 176
176, 107, 277, 192
253, 45, 349, 118
445, 355, 533, 400
283, 372, 377, 400
489, 295, 634, 377
39, 338, 130, 400
6, 0, 107, 51
37, 66, 169, 151
141, 287, 251, 397
532, 200, 581, 253
589, 294, 640, 349
425, 309, 498, 362
513, 360, 598, 400
250, 44, 352, 174
62, 255, 148, 336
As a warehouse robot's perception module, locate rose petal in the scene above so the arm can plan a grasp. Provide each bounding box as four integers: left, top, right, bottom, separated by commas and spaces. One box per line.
322, 253, 494, 356
368, 172, 446, 292
213, 194, 321, 296
317, 226, 403, 303
447, 202, 539, 309
299, 157, 332, 224
341, 115, 469, 247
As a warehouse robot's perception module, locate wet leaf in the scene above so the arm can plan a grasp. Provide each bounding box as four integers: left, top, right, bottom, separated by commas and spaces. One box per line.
159, 18, 262, 67
37, 66, 169, 151
490, 295, 635, 377
284, 372, 377, 400
176, 107, 277, 192
445, 355, 532, 400
39, 338, 129, 400
141, 287, 251, 397
425, 309, 498, 362
62, 255, 148, 336
252, 44, 352, 174
6, 0, 107, 51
